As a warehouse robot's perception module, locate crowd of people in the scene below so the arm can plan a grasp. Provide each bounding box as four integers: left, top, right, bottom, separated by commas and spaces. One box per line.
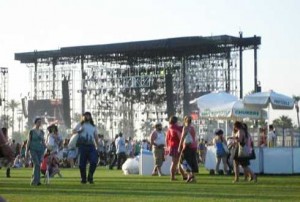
0, 111, 261, 186
149, 117, 258, 184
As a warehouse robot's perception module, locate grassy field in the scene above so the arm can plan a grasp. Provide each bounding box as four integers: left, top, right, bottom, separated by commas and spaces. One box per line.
0, 166, 300, 202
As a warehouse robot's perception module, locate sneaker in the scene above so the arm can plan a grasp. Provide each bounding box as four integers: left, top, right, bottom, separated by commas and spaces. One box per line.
186, 176, 195, 183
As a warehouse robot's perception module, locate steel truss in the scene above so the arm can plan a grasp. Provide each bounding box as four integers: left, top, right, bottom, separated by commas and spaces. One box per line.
28, 64, 79, 124
15, 35, 260, 139
0, 67, 8, 127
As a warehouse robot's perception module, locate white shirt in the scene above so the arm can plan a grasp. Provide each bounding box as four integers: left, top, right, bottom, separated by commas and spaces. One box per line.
154, 131, 165, 146
115, 136, 126, 154
267, 131, 276, 143
74, 122, 98, 145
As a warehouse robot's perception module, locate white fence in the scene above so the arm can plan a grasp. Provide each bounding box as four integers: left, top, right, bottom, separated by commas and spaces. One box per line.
205, 146, 300, 174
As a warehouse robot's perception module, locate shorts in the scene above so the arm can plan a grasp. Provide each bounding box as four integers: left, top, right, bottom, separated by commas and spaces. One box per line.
153, 146, 165, 167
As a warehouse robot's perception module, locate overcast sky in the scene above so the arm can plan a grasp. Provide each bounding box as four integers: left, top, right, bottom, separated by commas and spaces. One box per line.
0, 0, 299, 124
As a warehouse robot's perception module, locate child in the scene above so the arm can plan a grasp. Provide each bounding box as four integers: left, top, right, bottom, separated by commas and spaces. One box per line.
41, 149, 62, 178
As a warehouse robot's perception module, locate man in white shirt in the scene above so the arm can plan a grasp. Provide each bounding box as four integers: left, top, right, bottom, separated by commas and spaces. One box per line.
267, 125, 276, 147
150, 123, 165, 176
115, 132, 127, 170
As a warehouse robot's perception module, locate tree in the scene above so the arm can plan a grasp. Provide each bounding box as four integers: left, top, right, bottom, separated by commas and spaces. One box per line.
273, 115, 293, 147
6, 99, 20, 134
293, 95, 300, 128
140, 120, 152, 139
0, 114, 12, 128
273, 115, 293, 129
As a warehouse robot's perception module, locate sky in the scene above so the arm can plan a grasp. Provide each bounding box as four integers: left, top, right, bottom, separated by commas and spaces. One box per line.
0, 0, 300, 124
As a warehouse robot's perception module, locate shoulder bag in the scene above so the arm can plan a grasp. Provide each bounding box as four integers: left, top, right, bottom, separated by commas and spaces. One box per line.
238, 136, 250, 158
184, 131, 193, 145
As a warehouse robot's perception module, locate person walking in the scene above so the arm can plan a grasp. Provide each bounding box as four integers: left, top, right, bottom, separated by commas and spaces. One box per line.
213, 129, 228, 175
109, 134, 118, 169
0, 127, 14, 178
166, 116, 186, 181
73, 112, 99, 184
150, 122, 165, 176
178, 116, 198, 183
115, 132, 127, 170
232, 121, 257, 183
25, 117, 46, 186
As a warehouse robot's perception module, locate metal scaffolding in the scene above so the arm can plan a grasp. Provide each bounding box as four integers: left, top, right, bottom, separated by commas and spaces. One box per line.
0, 67, 8, 127
27, 63, 80, 125
15, 35, 261, 139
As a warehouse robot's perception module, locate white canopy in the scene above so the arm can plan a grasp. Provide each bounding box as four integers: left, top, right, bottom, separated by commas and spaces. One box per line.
243, 90, 294, 110
190, 91, 238, 111
200, 100, 268, 120
190, 91, 267, 120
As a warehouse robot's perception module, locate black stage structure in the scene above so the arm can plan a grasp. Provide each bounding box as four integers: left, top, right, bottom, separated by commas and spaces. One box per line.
15, 34, 261, 138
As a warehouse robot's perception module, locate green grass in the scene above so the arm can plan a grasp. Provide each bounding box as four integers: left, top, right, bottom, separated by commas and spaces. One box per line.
0, 166, 300, 202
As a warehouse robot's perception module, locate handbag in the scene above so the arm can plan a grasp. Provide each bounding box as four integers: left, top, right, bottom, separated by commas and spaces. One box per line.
222, 142, 229, 154
248, 148, 256, 160
68, 133, 79, 149
238, 143, 250, 158
184, 131, 193, 145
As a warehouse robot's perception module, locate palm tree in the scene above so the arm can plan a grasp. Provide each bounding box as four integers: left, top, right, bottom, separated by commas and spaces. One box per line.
273, 115, 293, 146
293, 95, 300, 128
0, 114, 12, 128
6, 99, 20, 134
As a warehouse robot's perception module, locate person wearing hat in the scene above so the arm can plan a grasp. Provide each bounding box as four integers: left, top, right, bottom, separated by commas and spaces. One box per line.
26, 117, 46, 186
150, 122, 165, 176
73, 112, 99, 184
213, 129, 228, 175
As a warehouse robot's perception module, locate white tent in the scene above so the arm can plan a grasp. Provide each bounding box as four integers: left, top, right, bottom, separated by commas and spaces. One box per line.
243, 90, 294, 110
190, 91, 238, 111
243, 90, 294, 128
191, 92, 267, 139
200, 100, 268, 120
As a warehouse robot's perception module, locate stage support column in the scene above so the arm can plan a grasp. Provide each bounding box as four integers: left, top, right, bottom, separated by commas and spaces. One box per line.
254, 35, 258, 92
182, 57, 189, 116
239, 32, 243, 99
165, 72, 175, 118
81, 55, 85, 114
52, 58, 57, 99
34, 59, 37, 100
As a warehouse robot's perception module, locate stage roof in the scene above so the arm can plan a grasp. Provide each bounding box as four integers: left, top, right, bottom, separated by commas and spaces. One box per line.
15, 35, 261, 64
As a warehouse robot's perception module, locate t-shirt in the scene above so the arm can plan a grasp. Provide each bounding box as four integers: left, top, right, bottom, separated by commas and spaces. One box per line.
29, 129, 45, 152
74, 122, 97, 145
154, 131, 165, 146
267, 131, 276, 143
115, 136, 126, 154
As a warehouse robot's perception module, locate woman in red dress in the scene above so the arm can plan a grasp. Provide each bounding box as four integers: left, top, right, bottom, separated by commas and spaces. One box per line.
166, 116, 186, 181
